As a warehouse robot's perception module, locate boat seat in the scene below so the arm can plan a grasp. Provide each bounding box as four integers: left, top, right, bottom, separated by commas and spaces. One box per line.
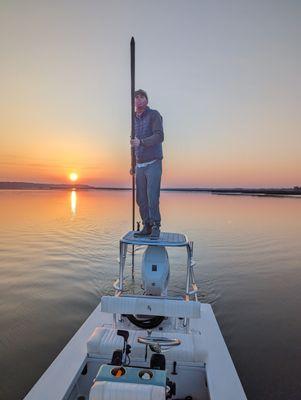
101, 296, 201, 318
89, 381, 165, 400
87, 327, 205, 363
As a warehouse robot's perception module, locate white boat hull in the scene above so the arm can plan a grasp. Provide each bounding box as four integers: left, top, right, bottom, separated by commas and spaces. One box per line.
24, 301, 247, 400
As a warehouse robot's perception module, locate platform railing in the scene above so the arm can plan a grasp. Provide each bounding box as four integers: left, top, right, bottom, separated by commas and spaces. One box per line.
114, 234, 199, 303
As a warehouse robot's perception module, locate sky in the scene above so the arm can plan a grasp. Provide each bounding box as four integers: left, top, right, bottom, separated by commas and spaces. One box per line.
0, 0, 300, 188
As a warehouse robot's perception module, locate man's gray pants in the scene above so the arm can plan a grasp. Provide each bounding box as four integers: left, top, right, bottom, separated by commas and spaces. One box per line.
136, 159, 162, 227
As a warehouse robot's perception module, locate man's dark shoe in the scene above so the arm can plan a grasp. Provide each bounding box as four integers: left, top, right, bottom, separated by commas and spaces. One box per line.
150, 224, 160, 240
134, 224, 152, 237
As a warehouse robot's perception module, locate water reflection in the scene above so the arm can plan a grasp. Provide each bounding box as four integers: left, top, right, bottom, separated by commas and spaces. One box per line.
0, 190, 301, 400
70, 189, 77, 215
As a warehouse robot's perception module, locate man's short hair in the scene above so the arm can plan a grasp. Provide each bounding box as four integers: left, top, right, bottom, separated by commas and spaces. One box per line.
134, 89, 148, 102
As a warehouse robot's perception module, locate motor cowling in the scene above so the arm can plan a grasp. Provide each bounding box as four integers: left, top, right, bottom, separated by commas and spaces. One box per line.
141, 246, 170, 296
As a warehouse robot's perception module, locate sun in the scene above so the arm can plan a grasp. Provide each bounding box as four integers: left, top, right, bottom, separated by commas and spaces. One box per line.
69, 172, 78, 182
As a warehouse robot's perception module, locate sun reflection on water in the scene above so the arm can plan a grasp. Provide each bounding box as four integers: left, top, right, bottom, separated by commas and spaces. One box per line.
70, 189, 77, 215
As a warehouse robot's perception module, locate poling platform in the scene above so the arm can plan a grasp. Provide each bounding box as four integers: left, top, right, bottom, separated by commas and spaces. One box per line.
121, 231, 189, 247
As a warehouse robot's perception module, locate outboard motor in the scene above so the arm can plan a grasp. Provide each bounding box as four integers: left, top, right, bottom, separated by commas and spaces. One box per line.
142, 246, 170, 296
125, 246, 170, 329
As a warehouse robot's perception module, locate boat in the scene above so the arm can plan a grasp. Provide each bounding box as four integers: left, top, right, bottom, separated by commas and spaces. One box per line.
24, 231, 247, 400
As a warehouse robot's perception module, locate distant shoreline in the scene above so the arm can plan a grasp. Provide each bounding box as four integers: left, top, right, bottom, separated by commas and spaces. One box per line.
0, 181, 300, 197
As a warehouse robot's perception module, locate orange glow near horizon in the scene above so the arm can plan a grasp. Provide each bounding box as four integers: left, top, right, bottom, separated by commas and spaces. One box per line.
0, 156, 300, 188
0, 120, 300, 188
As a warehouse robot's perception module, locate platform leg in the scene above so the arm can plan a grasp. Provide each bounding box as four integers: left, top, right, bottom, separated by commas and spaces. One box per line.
119, 242, 128, 292
131, 244, 135, 279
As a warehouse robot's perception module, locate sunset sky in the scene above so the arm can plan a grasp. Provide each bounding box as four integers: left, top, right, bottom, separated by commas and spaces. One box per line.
0, 1, 300, 188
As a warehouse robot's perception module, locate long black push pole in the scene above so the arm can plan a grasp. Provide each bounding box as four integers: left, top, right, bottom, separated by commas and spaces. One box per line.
130, 37, 135, 277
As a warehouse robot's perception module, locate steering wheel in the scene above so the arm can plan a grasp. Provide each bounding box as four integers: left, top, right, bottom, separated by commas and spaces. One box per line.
137, 336, 181, 353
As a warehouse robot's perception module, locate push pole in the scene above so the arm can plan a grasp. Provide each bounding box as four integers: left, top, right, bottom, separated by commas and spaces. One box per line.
130, 37, 135, 278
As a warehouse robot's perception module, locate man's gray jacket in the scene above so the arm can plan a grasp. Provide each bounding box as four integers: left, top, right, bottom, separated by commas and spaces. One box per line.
135, 106, 164, 164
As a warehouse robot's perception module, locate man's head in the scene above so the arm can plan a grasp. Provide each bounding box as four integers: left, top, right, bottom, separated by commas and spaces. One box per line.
135, 89, 148, 111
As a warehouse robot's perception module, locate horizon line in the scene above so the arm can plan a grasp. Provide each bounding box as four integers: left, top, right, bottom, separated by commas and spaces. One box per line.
0, 181, 300, 191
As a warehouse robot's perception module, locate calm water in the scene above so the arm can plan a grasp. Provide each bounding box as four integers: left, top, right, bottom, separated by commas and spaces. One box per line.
0, 190, 301, 400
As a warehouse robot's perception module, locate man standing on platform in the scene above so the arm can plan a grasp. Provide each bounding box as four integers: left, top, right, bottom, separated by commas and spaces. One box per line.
130, 89, 164, 239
